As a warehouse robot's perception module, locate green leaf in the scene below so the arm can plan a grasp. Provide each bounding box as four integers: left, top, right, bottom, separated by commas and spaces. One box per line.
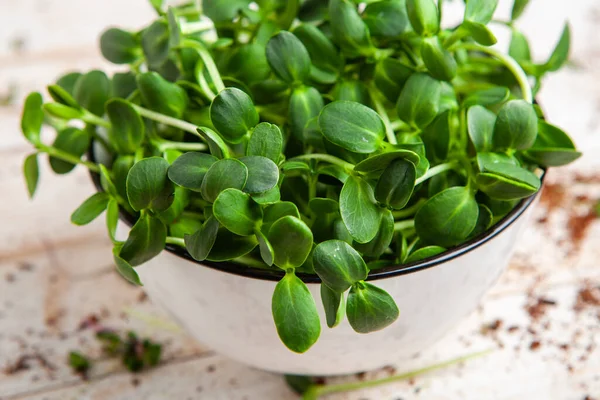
120, 214, 167, 266
73, 70, 111, 116
421, 37, 457, 82
319, 101, 385, 154
262, 202, 301, 234
106, 198, 119, 242
200, 158, 248, 203
509, 30, 532, 63
141, 20, 171, 69
167, 7, 181, 48
476, 154, 541, 200
149, 0, 164, 14
340, 176, 382, 244
106, 99, 145, 154
226, 43, 271, 85
321, 284, 345, 329
272, 271, 321, 353
293, 24, 343, 84
313, 240, 369, 292
203, 0, 251, 23
239, 156, 280, 194
252, 186, 281, 204
526, 121, 581, 167
184, 216, 220, 261
406, 0, 439, 36
23, 153, 39, 198
247, 123, 283, 162
363, 0, 410, 38
347, 282, 399, 334
463, 87, 510, 108
256, 231, 275, 266
268, 216, 314, 269
544, 24, 570, 72
492, 100, 538, 151
167, 152, 218, 191
405, 245, 446, 263
467, 105, 496, 152
511, 0, 530, 21
100, 28, 140, 64
210, 88, 259, 144
156, 186, 188, 225
197, 127, 231, 159
309, 198, 339, 215
113, 156, 134, 201
354, 150, 420, 174
47, 84, 80, 109
289, 86, 324, 141
331, 80, 370, 106
57, 72, 82, 95
396, 73, 442, 128
460, 21, 497, 46
213, 189, 262, 236
415, 186, 479, 247
43, 103, 84, 120
21, 92, 44, 144
374, 57, 414, 103
329, 0, 374, 57
266, 31, 311, 84
422, 110, 451, 162
49, 127, 90, 174
137, 72, 189, 118
464, 0, 498, 25
355, 208, 394, 257
71, 192, 110, 226
206, 228, 258, 261
113, 245, 143, 286
111, 72, 138, 99
170, 216, 203, 238
126, 157, 174, 212
375, 159, 416, 209
470, 204, 493, 237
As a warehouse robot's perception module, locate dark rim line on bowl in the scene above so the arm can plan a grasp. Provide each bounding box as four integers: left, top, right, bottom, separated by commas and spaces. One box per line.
89, 147, 544, 283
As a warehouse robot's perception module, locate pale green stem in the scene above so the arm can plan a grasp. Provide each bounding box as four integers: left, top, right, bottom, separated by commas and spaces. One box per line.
39, 145, 100, 173
156, 140, 208, 152
394, 220, 415, 232
459, 43, 533, 104
304, 350, 493, 399
292, 154, 355, 172
370, 89, 397, 145
181, 20, 213, 35
82, 112, 111, 129
166, 237, 186, 247
392, 198, 426, 219
415, 161, 459, 186
183, 40, 225, 93
131, 105, 202, 137
197, 71, 217, 100
390, 119, 411, 132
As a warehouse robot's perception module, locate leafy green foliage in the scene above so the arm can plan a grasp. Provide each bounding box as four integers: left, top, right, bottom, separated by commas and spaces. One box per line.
24, 0, 579, 354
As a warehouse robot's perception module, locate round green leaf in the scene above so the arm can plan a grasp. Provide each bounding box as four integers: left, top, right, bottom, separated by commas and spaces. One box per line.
126, 157, 174, 212
406, 0, 439, 36
355, 208, 394, 258
470, 204, 493, 238
363, 0, 410, 38
405, 245, 446, 263
141, 20, 171, 69
396, 73, 442, 128
262, 202, 301, 234
289, 86, 324, 141
293, 24, 343, 84
43, 103, 84, 120
73, 70, 111, 116
332, 80, 370, 106
422, 110, 451, 162
247, 123, 283, 163
308, 198, 339, 215
415, 186, 479, 247
464, 0, 499, 25
120, 214, 167, 266
313, 240, 369, 292
239, 156, 280, 194
47, 84, 80, 109
272, 271, 321, 353
476, 158, 541, 200
106, 99, 145, 154
340, 176, 382, 244
321, 284, 345, 329
56, 72, 82, 96
266, 31, 311, 84
113, 245, 142, 286
203, 0, 251, 23
493, 100, 538, 151
467, 105, 496, 152
374, 57, 414, 103
49, 127, 90, 174
200, 158, 249, 203
71, 192, 110, 226
268, 216, 314, 270
526, 121, 581, 167
329, 0, 373, 57
206, 228, 258, 261
111, 72, 138, 99
21, 92, 44, 144
210, 88, 259, 144
256, 231, 275, 266
463, 87, 510, 108
184, 216, 220, 261
213, 188, 263, 236
421, 37, 457, 82
319, 101, 385, 154
23, 153, 39, 199
137, 72, 189, 119
375, 159, 416, 209
354, 149, 420, 174
347, 282, 399, 334
167, 152, 218, 191
100, 28, 140, 64
461, 21, 497, 46
252, 186, 281, 205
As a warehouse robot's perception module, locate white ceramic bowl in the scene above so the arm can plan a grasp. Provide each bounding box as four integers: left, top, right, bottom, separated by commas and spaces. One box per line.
123, 190, 540, 376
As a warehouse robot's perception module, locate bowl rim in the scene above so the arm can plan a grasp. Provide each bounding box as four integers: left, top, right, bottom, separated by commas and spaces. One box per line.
89, 152, 544, 283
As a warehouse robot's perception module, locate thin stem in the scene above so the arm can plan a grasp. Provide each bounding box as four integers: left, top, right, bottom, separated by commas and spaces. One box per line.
415, 161, 459, 186
197, 70, 217, 100
306, 350, 493, 398
370, 88, 397, 145
394, 220, 415, 232
390, 119, 411, 132
231, 255, 272, 270
459, 43, 533, 104
392, 198, 426, 219
39, 145, 100, 173
82, 112, 111, 129
166, 237, 186, 247
292, 154, 355, 172
180, 20, 213, 35
131, 105, 202, 136
156, 140, 208, 152
183, 40, 225, 93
